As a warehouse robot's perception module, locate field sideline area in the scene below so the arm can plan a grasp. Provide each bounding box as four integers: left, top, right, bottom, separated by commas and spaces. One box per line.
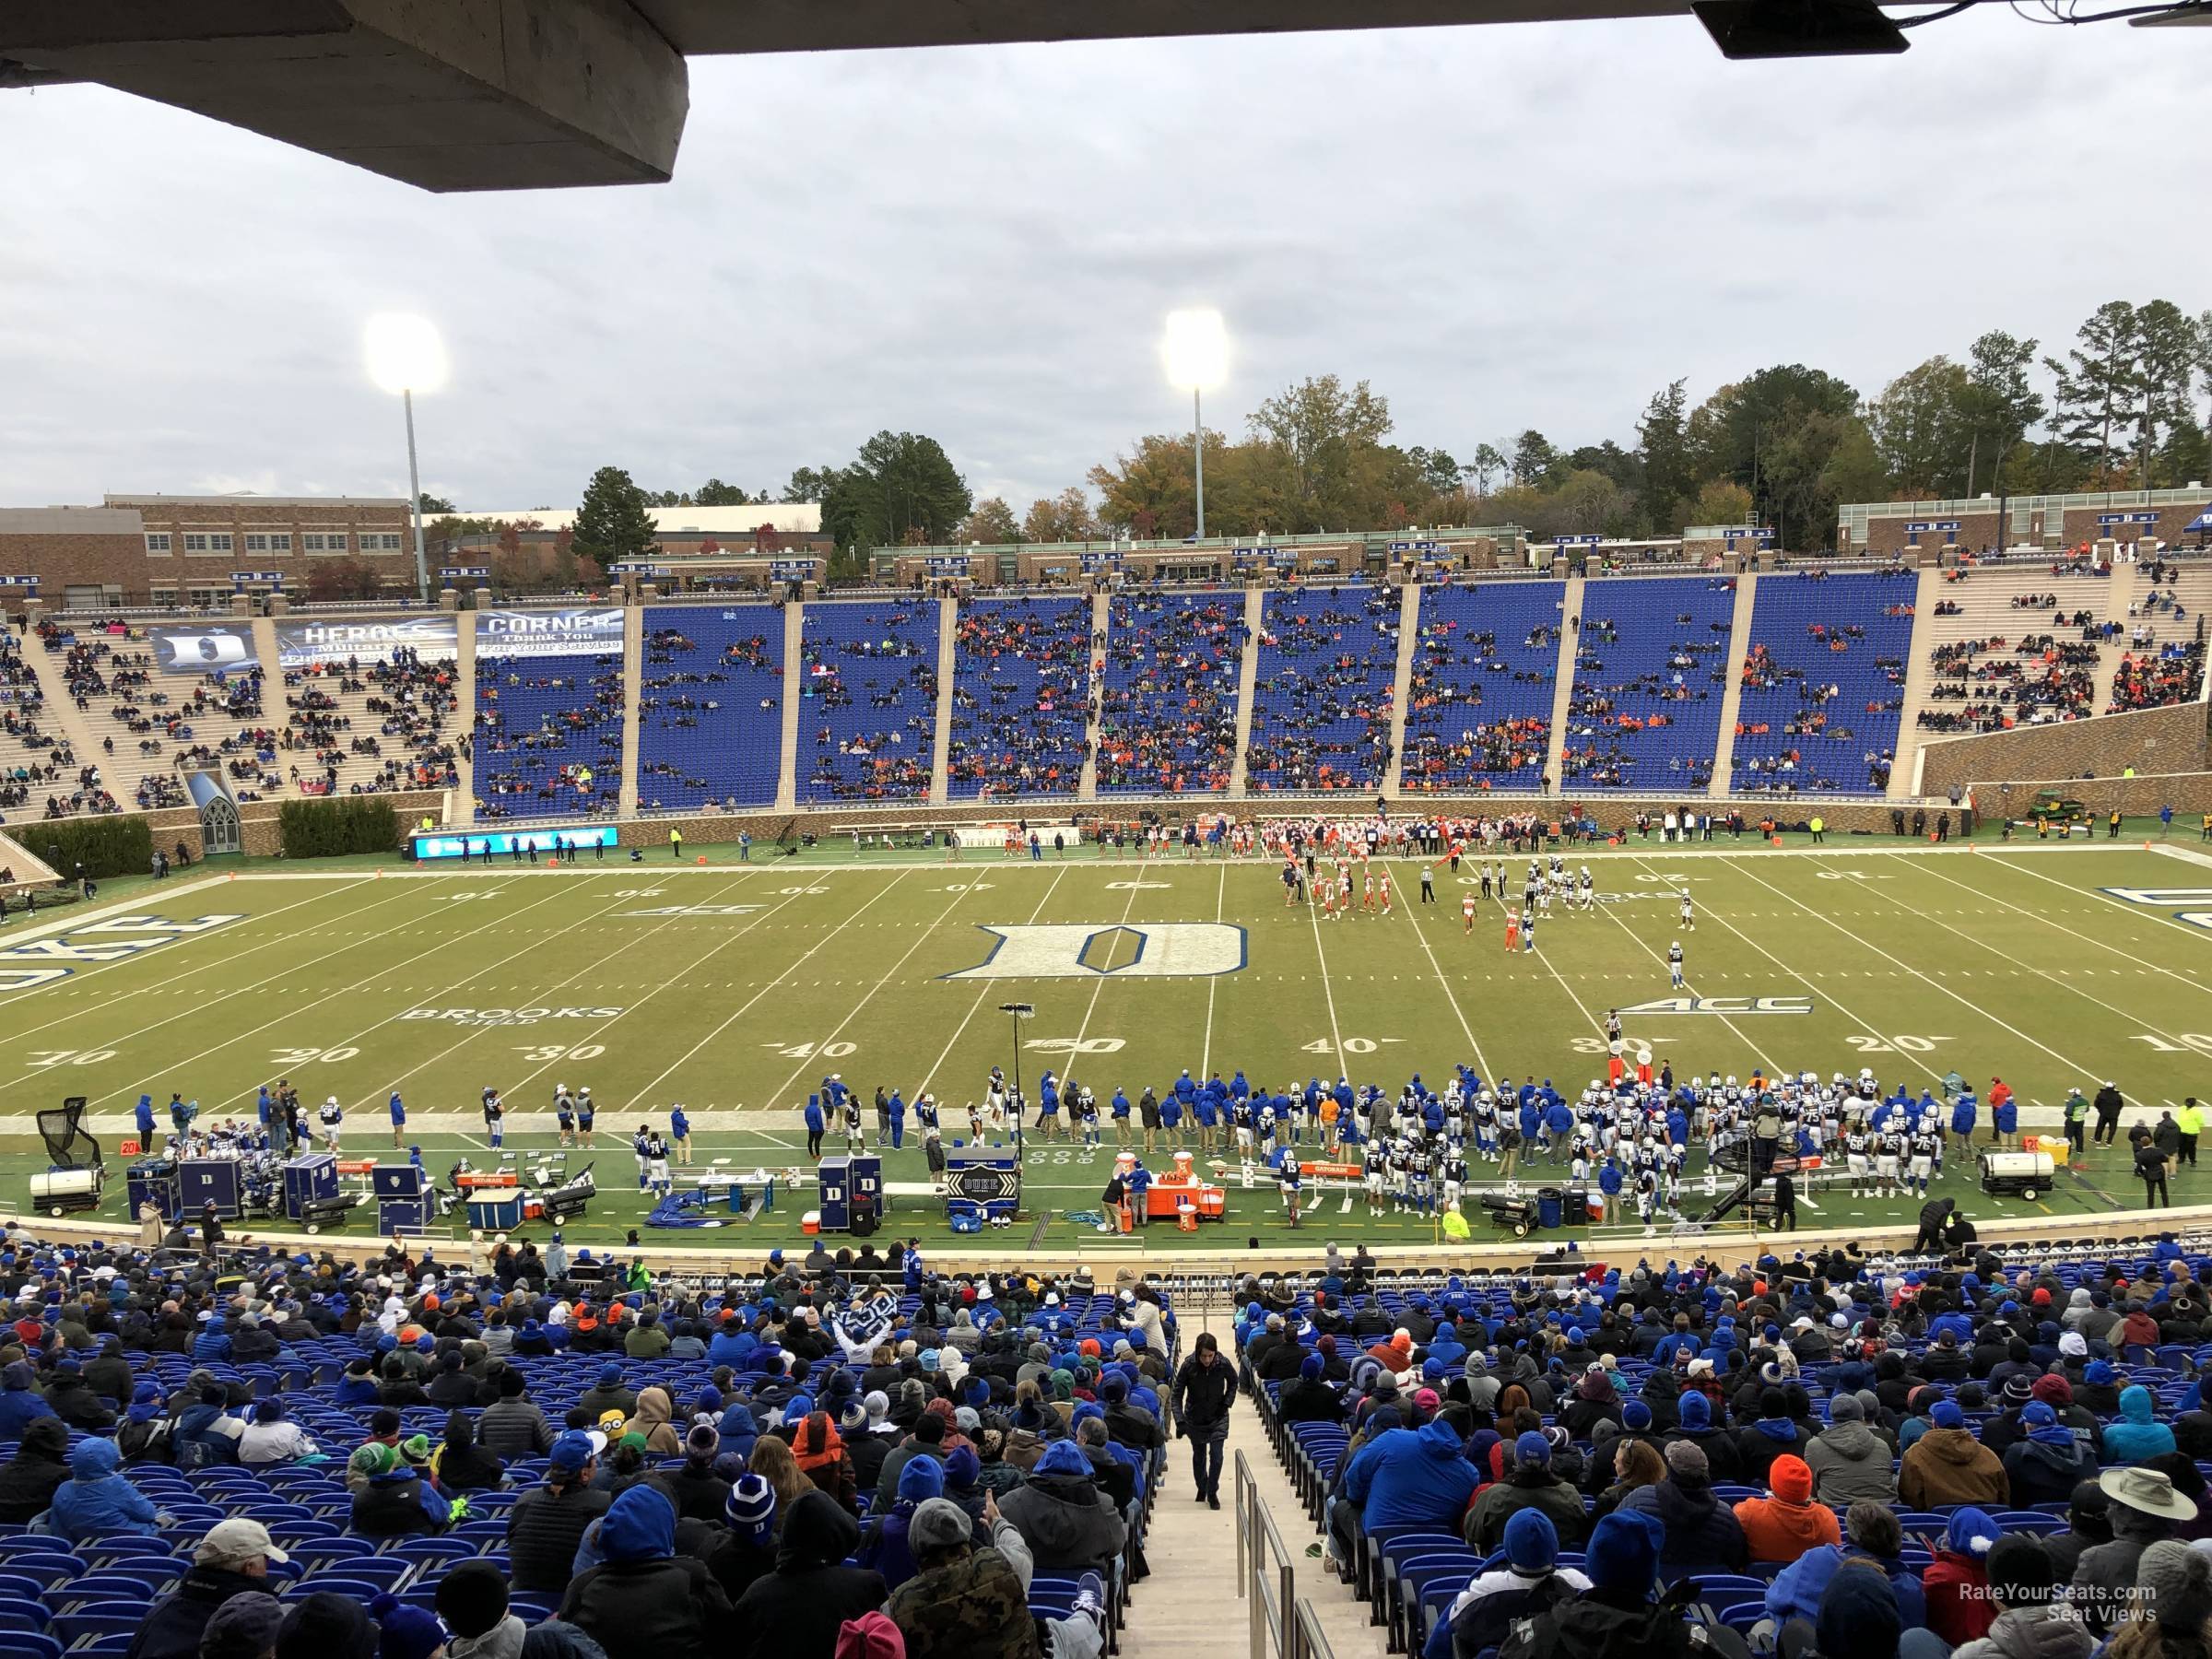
5, 834, 2212, 1251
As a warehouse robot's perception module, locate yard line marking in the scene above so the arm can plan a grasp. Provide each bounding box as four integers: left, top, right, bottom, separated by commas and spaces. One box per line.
1873, 853, 2212, 1047
1616, 857, 1784, 1075
88, 872, 618, 1110
911, 860, 1077, 1102
760, 875, 983, 1109
1065, 853, 1160, 1064
1726, 857, 2104, 1080
1200, 859, 1228, 1079
1967, 847, 2212, 965
623, 870, 921, 1112
1302, 882, 1346, 1078
1389, 860, 1492, 1081
0, 873, 400, 1038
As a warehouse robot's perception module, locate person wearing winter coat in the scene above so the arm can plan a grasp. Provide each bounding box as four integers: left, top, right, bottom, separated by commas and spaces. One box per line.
789, 1409, 859, 1513
618, 1386, 682, 1456
0, 1418, 72, 1523
0, 1360, 54, 1438
346, 1441, 449, 1536
856, 1448, 944, 1592
1924, 1506, 2002, 1646
1617, 1441, 1748, 1569
238, 1399, 319, 1469
1341, 1415, 1484, 1536
1733, 1455, 1840, 1566
1765, 1500, 1925, 1632
729, 1488, 889, 1659
1732, 1385, 1806, 1488
433, 1411, 508, 1494
436, 1561, 527, 1659
51, 1437, 160, 1539
2005, 1402, 2096, 1508
556, 1485, 732, 1659
996, 1439, 1126, 1573
478, 1371, 556, 1459
1276, 1354, 1345, 1424
2070, 1465, 2199, 1634
1660, 1389, 1743, 1483
2100, 1383, 2178, 1465
1802, 1394, 1897, 1506
124, 1520, 290, 1659
1425, 1508, 1592, 1659
1948, 1534, 2093, 1659
44, 1360, 114, 1430
886, 1494, 1070, 1659
1900, 1399, 2008, 1509
1465, 1431, 1586, 1553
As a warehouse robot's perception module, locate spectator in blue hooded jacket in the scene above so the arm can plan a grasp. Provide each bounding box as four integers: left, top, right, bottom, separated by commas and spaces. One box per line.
857, 1444, 943, 1591
1424, 1508, 1592, 1659
50, 1438, 160, 1539
1335, 1412, 1482, 1559
0, 1360, 54, 1439
1767, 1500, 1926, 1631
2102, 1383, 2178, 1465
557, 1485, 732, 1659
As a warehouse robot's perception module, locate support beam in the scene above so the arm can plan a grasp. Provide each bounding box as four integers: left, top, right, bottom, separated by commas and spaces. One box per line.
3, 0, 688, 192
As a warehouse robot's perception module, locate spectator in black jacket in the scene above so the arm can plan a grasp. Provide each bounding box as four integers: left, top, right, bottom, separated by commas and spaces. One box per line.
508, 1432, 613, 1592
0, 1418, 71, 1523
124, 1519, 289, 1659
1172, 1332, 1237, 1509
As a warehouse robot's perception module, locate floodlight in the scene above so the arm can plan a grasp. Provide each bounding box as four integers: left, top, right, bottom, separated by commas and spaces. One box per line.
364, 313, 449, 396
1161, 308, 1229, 393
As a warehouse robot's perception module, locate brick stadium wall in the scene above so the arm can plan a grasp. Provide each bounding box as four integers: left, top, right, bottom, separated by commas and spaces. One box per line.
0, 528, 151, 605
2059, 502, 2212, 547
1858, 509, 2006, 559
1918, 702, 2210, 799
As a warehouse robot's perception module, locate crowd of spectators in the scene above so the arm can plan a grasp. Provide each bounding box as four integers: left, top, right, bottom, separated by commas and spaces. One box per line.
1920, 635, 2101, 734
475, 654, 626, 818
947, 597, 1094, 799
1097, 593, 1247, 794
638, 616, 786, 812
1244, 587, 1399, 793
1401, 593, 1558, 794
1560, 581, 1736, 791
797, 604, 938, 804
0, 626, 80, 822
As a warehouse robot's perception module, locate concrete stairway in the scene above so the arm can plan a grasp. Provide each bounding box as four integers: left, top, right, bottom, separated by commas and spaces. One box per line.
616, 605, 643, 818
1885, 565, 1942, 801
453, 611, 478, 824
1079, 589, 1108, 802
1384, 581, 1419, 797
1706, 571, 1759, 798
775, 602, 804, 813
1226, 585, 1265, 796
12, 626, 112, 794
929, 594, 956, 806
1542, 574, 1584, 793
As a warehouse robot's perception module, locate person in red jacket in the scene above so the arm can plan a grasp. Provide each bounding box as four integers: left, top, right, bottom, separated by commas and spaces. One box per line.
1923, 1505, 2000, 1646
1731, 1454, 1840, 1566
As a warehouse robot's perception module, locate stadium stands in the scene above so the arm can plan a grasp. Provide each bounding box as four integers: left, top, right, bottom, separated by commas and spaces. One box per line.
1731, 569, 1915, 795
1913, 559, 2112, 735
1561, 575, 1737, 791
1401, 581, 1563, 794
0, 624, 78, 825
1244, 585, 1398, 793
947, 595, 1093, 799
29, 618, 187, 814
1097, 591, 1248, 794
638, 604, 786, 813
797, 600, 938, 804
2106, 557, 2211, 713
473, 648, 625, 819
241, 650, 461, 802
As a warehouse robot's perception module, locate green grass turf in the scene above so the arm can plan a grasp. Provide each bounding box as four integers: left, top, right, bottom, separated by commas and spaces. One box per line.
5, 831, 2212, 1253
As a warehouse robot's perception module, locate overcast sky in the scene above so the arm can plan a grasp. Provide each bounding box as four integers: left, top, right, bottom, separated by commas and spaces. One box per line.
0, 8, 2198, 515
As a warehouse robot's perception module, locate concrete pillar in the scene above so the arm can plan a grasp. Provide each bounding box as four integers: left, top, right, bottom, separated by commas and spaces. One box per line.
929, 594, 956, 806
1385, 580, 1418, 796
453, 610, 478, 825
1227, 586, 1265, 796
1078, 590, 1109, 803
1543, 576, 1584, 794
617, 602, 642, 818
775, 602, 804, 812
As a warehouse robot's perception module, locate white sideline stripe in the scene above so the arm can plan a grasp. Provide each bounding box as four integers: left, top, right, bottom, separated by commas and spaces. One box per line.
1068, 859, 1156, 1062
1983, 844, 2212, 955
624, 869, 916, 1111
1200, 860, 1227, 1079
367, 867, 770, 1109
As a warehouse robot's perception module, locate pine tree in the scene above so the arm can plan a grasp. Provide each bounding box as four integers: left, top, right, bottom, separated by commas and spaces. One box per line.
571, 466, 658, 568
2044, 302, 2141, 482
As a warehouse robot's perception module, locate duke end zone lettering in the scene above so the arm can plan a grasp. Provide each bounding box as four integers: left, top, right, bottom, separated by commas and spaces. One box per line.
942, 923, 1247, 980
0, 914, 248, 993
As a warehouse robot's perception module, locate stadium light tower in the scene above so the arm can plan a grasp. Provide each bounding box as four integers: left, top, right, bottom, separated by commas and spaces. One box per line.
363, 313, 450, 602
1161, 309, 1229, 540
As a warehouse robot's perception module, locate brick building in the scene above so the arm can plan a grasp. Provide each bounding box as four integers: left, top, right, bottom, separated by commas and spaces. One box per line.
1839, 487, 2212, 559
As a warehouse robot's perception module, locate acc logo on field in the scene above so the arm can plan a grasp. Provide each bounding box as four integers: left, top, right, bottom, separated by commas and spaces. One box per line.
1617, 995, 1815, 1016
942, 923, 1246, 981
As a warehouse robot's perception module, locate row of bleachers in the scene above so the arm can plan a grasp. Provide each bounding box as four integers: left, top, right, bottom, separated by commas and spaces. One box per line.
638, 604, 785, 812
1561, 575, 1737, 791
30, 620, 190, 813
2106, 557, 2212, 713
0, 624, 80, 826
797, 599, 937, 804
1915, 562, 2111, 735
1244, 584, 1398, 793
1401, 581, 1562, 794
1098, 591, 1248, 794
947, 595, 1093, 799
209, 649, 461, 803
1731, 568, 1916, 795
473, 650, 624, 818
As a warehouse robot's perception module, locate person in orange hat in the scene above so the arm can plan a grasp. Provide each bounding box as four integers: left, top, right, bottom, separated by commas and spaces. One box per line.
1732, 1454, 1839, 1565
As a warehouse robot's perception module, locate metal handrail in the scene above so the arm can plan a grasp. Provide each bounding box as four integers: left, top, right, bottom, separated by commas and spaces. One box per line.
1233, 1448, 1300, 1659
1292, 1600, 1336, 1659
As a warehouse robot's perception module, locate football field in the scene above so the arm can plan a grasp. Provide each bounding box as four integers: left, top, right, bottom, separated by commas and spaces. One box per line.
6, 835, 2212, 1252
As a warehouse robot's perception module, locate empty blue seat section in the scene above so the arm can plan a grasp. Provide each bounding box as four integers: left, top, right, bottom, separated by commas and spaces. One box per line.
1097, 591, 1248, 794
1246, 586, 1398, 793
797, 599, 937, 803
1732, 569, 1914, 795
637, 604, 785, 811
1402, 581, 1564, 793
473, 646, 624, 818
947, 596, 1091, 799
1562, 575, 1736, 791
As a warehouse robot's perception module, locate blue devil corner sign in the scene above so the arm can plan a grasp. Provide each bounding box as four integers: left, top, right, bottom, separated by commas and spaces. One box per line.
944, 923, 1248, 981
